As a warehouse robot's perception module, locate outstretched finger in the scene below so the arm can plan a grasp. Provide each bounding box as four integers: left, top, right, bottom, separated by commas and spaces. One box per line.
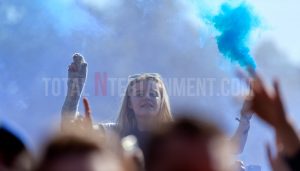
273, 79, 287, 117
83, 97, 92, 125
273, 79, 282, 100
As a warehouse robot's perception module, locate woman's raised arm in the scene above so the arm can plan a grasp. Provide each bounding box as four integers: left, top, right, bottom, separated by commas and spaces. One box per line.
61, 53, 87, 130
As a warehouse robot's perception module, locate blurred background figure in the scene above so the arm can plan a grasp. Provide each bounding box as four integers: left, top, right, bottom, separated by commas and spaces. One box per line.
0, 125, 33, 171
144, 115, 237, 171
33, 132, 140, 171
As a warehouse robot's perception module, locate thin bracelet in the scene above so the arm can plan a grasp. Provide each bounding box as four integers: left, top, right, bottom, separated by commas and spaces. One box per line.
235, 116, 251, 122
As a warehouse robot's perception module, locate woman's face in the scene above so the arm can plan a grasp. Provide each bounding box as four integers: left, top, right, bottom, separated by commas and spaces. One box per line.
129, 79, 162, 118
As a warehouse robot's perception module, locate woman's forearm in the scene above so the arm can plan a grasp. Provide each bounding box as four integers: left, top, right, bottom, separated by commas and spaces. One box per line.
231, 117, 250, 154
61, 53, 87, 129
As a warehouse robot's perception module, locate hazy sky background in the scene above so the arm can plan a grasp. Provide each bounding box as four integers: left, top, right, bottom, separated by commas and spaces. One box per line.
1, 1, 300, 170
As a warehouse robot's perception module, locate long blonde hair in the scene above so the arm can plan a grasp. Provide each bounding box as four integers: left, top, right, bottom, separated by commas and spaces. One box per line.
116, 74, 173, 135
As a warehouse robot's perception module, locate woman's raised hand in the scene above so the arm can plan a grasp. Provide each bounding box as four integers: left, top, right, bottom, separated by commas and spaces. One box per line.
67, 53, 87, 96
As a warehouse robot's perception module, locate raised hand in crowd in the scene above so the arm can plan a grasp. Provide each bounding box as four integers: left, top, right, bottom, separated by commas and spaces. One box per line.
61, 54, 88, 130
249, 73, 300, 171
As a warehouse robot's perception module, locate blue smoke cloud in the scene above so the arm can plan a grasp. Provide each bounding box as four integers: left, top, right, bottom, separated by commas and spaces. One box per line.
210, 2, 260, 69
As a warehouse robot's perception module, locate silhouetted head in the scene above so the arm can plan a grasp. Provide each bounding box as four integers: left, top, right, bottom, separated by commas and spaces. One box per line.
34, 134, 126, 171
0, 126, 32, 171
144, 116, 235, 171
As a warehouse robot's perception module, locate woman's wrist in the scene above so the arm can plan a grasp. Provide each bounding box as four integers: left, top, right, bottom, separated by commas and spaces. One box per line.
236, 114, 252, 123
241, 116, 251, 121
236, 116, 250, 132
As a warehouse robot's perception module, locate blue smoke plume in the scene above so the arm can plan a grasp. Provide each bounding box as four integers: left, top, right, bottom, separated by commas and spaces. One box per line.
211, 3, 260, 69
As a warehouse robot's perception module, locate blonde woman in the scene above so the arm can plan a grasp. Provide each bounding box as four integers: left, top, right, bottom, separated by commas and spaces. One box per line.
61, 54, 252, 153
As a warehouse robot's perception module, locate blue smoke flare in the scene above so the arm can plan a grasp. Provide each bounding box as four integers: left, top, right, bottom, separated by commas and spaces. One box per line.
211, 3, 260, 68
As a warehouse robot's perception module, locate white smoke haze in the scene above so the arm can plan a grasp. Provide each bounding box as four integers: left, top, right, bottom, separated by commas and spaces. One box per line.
1, 1, 300, 171
250, 0, 300, 66
0, 4, 24, 25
